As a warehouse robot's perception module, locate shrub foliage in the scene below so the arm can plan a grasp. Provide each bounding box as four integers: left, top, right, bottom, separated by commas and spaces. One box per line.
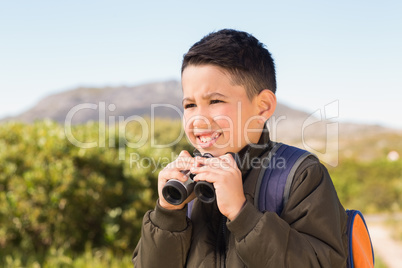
0, 119, 191, 266
0, 119, 401, 266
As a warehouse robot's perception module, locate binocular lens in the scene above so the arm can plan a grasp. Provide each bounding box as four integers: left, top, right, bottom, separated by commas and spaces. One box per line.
165, 187, 182, 203
194, 181, 215, 203
162, 180, 189, 205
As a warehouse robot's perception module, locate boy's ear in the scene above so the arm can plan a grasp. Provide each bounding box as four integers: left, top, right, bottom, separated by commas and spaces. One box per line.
256, 89, 277, 120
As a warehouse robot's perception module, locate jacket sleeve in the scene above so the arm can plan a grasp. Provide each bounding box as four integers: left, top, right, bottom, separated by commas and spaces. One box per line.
226, 158, 348, 267
132, 200, 192, 268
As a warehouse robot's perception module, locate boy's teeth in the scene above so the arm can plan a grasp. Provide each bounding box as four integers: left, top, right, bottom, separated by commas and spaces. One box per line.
202, 137, 210, 142
199, 133, 219, 143
200, 136, 208, 143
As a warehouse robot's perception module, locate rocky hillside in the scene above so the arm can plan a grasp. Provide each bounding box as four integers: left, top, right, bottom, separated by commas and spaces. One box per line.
6, 80, 183, 124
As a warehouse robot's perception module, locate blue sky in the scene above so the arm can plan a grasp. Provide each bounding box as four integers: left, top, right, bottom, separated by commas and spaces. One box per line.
1, 1, 401, 129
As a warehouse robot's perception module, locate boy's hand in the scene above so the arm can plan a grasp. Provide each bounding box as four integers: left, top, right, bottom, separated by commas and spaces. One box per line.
158, 150, 196, 210
191, 154, 246, 221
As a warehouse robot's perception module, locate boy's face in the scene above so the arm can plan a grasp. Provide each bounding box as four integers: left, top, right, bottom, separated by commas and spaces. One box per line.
182, 64, 264, 156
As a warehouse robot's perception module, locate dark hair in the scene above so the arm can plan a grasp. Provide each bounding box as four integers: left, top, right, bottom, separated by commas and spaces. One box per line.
181, 29, 276, 98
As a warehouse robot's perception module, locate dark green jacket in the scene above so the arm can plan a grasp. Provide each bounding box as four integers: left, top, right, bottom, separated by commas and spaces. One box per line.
132, 130, 348, 267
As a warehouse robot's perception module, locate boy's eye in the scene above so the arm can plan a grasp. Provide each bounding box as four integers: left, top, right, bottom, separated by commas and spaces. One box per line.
210, 99, 223, 104
184, 103, 196, 109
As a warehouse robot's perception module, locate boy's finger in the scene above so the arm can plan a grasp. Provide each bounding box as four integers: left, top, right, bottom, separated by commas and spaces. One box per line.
197, 158, 224, 169
160, 169, 189, 183
219, 153, 237, 168
165, 155, 195, 170
197, 154, 236, 169
191, 171, 214, 183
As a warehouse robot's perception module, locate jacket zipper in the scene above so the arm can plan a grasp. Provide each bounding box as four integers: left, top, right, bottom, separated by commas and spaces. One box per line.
217, 214, 227, 268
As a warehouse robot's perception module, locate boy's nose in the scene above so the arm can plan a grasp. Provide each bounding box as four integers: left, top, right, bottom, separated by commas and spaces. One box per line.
192, 115, 212, 130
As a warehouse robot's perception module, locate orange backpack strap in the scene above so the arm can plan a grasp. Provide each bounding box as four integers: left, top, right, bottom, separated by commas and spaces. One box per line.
346, 210, 375, 268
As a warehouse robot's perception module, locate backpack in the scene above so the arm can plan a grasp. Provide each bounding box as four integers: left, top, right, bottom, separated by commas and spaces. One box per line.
256, 142, 375, 268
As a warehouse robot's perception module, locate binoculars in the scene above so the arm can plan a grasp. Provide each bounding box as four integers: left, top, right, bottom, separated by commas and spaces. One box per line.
162, 153, 216, 205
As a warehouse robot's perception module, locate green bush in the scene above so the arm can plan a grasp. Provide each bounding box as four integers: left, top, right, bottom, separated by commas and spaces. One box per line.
0, 119, 190, 266
328, 158, 402, 213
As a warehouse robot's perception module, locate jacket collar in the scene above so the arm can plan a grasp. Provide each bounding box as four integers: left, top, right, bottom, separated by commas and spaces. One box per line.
236, 126, 272, 177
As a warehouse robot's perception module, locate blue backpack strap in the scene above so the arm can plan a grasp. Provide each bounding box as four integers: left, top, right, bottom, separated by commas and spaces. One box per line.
254, 143, 313, 214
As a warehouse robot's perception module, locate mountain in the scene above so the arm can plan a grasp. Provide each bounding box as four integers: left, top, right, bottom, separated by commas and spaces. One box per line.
2, 80, 400, 164
7, 80, 183, 124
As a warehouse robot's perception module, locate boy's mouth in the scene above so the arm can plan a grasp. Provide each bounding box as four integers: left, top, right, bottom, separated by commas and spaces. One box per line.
195, 132, 221, 148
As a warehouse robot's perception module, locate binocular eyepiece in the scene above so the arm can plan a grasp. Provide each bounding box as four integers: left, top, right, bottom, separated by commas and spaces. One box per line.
162, 153, 216, 205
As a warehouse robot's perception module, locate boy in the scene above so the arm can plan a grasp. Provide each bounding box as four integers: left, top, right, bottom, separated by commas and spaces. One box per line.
133, 29, 348, 267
